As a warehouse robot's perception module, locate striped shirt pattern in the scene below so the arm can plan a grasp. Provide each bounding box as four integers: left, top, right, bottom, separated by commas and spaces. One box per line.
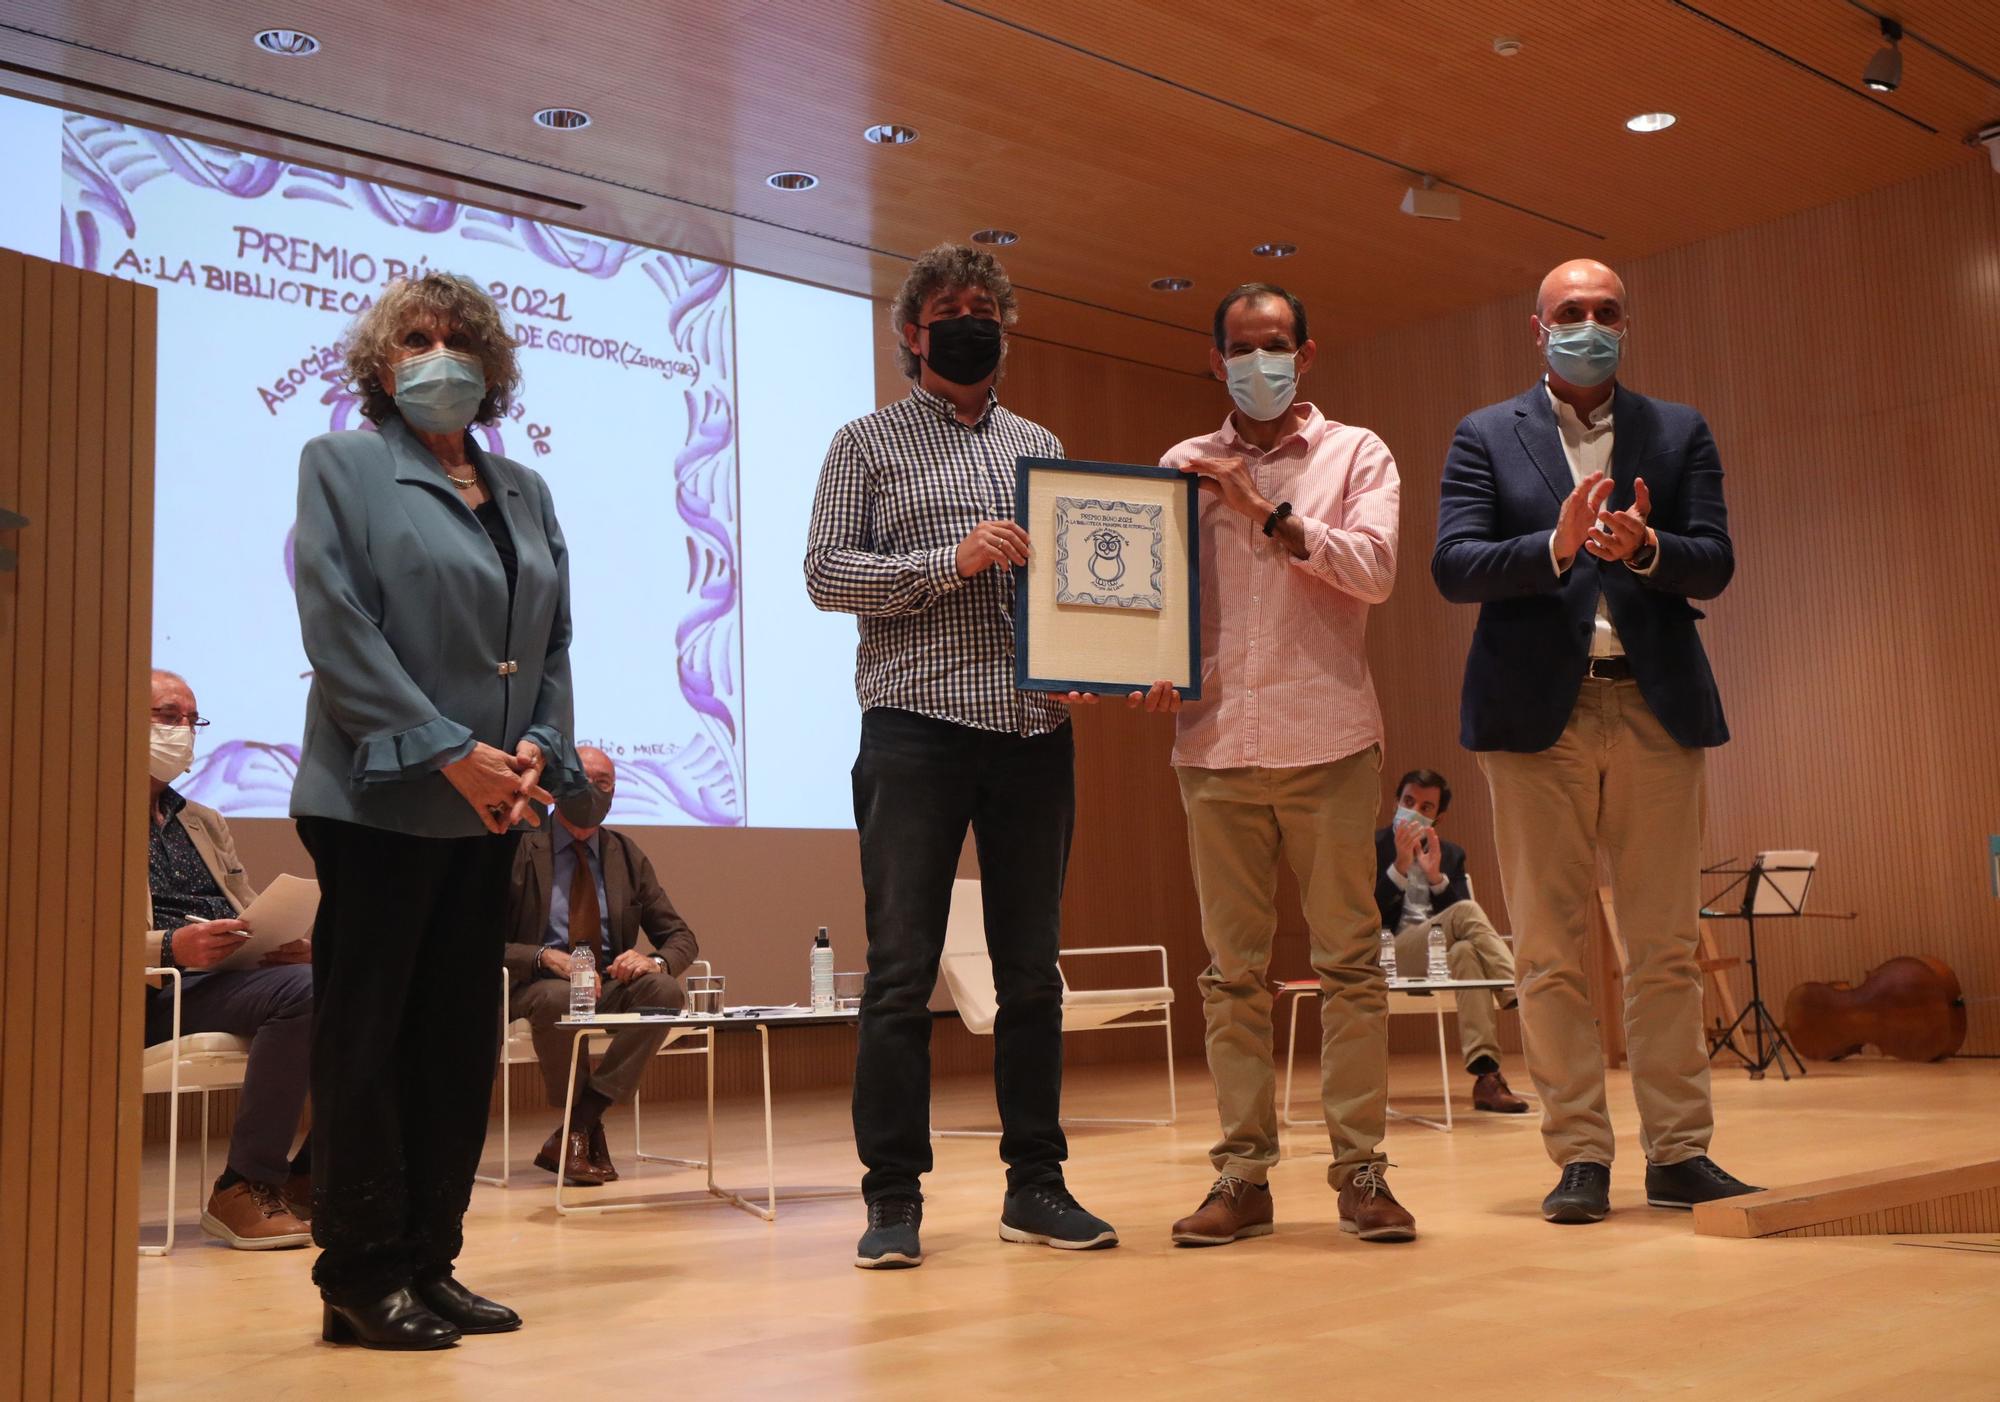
805, 383, 1068, 736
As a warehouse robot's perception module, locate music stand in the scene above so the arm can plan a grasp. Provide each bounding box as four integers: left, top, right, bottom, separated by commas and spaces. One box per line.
1701, 851, 1817, 1080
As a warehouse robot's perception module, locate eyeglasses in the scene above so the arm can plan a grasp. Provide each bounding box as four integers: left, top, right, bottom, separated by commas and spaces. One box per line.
149, 708, 210, 729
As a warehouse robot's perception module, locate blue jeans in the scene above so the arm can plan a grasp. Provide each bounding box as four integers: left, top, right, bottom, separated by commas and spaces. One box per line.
850, 708, 1075, 1201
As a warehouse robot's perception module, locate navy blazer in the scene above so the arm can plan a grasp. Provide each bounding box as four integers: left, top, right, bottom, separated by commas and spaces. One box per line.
290, 415, 585, 837
1431, 382, 1732, 753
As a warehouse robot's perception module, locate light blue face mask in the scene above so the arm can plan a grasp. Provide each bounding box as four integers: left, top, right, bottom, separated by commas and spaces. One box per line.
1393, 805, 1434, 830
1541, 320, 1624, 388
391, 348, 487, 433
1224, 350, 1298, 421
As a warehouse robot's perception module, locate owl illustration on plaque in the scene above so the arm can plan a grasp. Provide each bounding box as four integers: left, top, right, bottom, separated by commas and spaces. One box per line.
1054, 496, 1163, 610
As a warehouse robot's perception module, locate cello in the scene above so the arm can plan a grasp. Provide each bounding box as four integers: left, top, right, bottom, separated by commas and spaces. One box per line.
1784, 956, 1967, 1063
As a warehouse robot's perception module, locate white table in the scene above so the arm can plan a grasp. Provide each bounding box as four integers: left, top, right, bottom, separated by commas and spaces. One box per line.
1278, 976, 1519, 1134
553, 1006, 859, 1221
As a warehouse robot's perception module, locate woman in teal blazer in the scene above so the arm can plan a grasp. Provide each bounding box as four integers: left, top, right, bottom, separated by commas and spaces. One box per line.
291, 273, 583, 1351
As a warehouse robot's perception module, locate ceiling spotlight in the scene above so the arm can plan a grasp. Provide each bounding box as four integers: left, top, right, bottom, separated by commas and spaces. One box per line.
1626, 111, 1678, 132
766, 171, 819, 191
1399, 175, 1462, 221
1149, 276, 1194, 292
532, 108, 592, 131
1251, 241, 1297, 258
1863, 16, 1903, 93
971, 228, 1019, 245
252, 29, 320, 56
1492, 37, 1523, 57
863, 123, 919, 145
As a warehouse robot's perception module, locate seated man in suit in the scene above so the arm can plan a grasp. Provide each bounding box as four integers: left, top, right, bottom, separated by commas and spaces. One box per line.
1375, 768, 1529, 1114
503, 745, 700, 1185
143, 668, 314, 1248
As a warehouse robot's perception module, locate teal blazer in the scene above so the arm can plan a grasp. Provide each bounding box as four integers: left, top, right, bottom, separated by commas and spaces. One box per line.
289, 415, 585, 837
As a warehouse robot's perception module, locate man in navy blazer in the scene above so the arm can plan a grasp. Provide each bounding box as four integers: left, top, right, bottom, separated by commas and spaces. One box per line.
1433, 258, 1759, 1225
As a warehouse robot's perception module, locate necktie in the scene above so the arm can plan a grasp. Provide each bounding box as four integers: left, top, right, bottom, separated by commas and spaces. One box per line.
567, 846, 601, 955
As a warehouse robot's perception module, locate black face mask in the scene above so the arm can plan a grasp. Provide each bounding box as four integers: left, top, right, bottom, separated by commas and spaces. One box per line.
557, 782, 613, 830
919, 315, 1003, 385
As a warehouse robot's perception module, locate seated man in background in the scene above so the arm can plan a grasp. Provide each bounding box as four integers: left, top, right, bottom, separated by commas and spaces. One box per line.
144, 668, 314, 1249
1376, 768, 1530, 1114
503, 745, 700, 1186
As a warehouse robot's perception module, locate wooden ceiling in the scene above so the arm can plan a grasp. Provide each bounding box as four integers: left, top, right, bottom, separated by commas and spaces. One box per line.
2, 0, 1995, 374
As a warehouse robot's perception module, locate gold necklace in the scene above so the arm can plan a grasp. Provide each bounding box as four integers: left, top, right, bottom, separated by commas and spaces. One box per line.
444, 467, 477, 489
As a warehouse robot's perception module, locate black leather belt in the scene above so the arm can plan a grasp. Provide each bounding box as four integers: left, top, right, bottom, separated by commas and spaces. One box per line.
1585, 656, 1632, 680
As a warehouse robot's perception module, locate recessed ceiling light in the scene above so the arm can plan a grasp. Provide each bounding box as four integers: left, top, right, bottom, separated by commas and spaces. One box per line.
1149, 276, 1194, 292
252, 29, 320, 56
1625, 111, 1677, 132
767, 171, 819, 191
863, 123, 919, 145
532, 108, 592, 131
1251, 242, 1297, 258
1492, 37, 1523, 57
971, 228, 1019, 245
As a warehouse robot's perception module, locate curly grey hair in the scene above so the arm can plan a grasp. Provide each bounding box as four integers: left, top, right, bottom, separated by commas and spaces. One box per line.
342, 272, 521, 425
890, 243, 1020, 380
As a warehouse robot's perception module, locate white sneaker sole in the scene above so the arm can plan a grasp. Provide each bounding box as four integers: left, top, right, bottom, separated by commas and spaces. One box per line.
200, 1211, 311, 1250
853, 1250, 922, 1269
1171, 1222, 1274, 1246
998, 1221, 1118, 1250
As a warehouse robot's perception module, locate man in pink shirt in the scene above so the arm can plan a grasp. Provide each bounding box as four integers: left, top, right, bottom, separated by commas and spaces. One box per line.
1154, 284, 1410, 1248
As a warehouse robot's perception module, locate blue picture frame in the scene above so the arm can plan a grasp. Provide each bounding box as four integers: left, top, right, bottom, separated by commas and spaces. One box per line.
1012, 456, 1203, 701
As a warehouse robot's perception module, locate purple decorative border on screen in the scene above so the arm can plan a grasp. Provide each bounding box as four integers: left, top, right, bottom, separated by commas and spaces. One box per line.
60, 115, 746, 824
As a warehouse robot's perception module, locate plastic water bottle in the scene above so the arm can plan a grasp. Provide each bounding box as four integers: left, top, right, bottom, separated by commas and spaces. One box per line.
569, 945, 597, 1019
1427, 926, 1450, 982
810, 927, 834, 1012
1378, 928, 1398, 981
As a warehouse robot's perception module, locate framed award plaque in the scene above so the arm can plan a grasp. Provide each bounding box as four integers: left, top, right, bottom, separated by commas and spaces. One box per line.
1012, 456, 1202, 699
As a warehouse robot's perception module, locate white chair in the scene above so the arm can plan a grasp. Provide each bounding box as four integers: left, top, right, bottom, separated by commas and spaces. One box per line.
477, 960, 716, 1189
936, 878, 1175, 1134
139, 966, 252, 1256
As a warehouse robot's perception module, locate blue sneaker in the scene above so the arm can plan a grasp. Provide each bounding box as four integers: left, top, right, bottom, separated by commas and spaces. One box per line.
999, 1182, 1119, 1250
854, 1195, 923, 1269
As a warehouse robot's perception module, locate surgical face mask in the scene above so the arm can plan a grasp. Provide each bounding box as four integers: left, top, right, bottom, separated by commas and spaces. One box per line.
390, 347, 488, 433
1540, 319, 1624, 388
1393, 805, 1434, 830
149, 723, 195, 783
919, 315, 1004, 386
1224, 350, 1298, 421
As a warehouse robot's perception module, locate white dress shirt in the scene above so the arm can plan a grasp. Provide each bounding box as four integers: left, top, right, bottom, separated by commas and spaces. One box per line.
1544, 382, 1657, 658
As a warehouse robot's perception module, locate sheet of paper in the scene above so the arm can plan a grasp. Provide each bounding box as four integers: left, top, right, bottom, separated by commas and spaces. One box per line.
211, 874, 319, 972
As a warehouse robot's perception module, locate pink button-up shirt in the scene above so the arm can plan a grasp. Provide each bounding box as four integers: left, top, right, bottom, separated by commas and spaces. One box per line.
1161, 403, 1400, 770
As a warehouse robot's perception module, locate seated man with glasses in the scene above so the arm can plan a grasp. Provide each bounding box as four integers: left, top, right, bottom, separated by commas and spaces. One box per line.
502, 745, 701, 1186
144, 668, 315, 1248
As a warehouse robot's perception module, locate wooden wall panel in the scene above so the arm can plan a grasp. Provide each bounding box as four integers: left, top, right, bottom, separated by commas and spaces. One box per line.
0, 248, 154, 1402
1321, 158, 2000, 1056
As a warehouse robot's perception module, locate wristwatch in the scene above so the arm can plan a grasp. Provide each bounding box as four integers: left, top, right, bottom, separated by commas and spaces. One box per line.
1262, 501, 1293, 537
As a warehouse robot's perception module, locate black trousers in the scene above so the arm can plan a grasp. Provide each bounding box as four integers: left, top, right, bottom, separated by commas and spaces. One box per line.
296, 817, 518, 1307
850, 707, 1075, 1202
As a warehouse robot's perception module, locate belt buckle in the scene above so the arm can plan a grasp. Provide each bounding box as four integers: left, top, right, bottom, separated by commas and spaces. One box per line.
1587, 657, 1618, 681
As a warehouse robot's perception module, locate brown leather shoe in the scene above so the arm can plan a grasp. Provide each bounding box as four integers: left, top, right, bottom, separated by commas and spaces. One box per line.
586, 1122, 620, 1182
1473, 1070, 1530, 1113
1171, 1175, 1274, 1246
533, 1127, 610, 1186
1337, 1163, 1417, 1242
201, 1180, 312, 1250
281, 1172, 313, 1221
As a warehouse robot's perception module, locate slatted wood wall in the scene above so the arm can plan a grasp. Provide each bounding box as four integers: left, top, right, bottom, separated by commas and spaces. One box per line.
0, 248, 156, 1401
1320, 157, 2000, 1057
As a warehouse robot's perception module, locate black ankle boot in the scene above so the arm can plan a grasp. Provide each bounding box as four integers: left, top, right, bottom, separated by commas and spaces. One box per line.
320, 1287, 460, 1350
413, 1274, 522, 1334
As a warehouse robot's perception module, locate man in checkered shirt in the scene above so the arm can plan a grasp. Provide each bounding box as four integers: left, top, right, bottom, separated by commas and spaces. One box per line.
806, 244, 1119, 1268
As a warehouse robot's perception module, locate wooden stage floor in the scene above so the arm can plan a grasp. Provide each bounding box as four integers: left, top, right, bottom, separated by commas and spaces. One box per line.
135, 1055, 2000, 1401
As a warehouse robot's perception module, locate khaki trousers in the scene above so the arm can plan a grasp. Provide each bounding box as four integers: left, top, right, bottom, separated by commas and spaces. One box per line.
1480, 679, 1713, 1168
1392, 900, 1517, 1071
1177, 747, 1384, 1186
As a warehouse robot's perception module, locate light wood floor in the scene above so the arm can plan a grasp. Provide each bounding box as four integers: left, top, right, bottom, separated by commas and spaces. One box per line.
135, 1054, 2000, 1401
